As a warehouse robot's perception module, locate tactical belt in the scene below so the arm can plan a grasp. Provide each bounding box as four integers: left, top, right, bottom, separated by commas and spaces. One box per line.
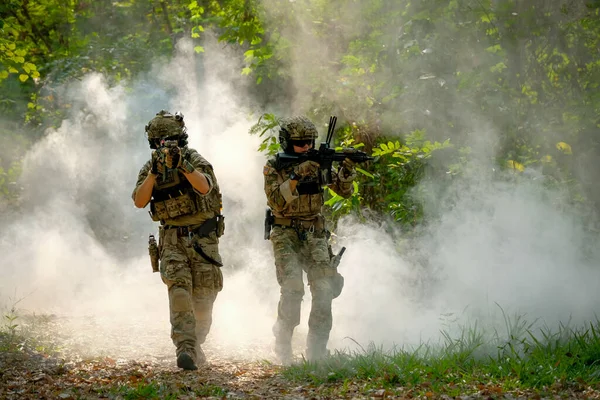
273, 216, 324, 231
163, 216, 219, 238
163, 216, 223, 267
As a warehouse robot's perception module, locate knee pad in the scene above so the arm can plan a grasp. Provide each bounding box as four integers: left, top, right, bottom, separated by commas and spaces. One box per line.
170, 286, 192, 312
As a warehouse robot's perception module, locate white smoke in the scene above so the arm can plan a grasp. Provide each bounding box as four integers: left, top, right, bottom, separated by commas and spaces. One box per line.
1, 15, 599, 365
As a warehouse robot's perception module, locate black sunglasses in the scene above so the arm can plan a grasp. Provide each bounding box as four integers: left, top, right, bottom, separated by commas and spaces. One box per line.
291, 139, 313, 147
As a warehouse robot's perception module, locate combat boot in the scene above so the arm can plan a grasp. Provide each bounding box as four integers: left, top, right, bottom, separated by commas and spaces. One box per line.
274, 340, 293, 365
196, 346, 207, 366
176, 350, 198, 371
306, 332, 329, 362
273, 322, 294, 365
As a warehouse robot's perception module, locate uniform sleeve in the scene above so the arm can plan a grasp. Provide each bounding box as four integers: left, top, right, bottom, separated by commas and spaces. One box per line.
186, 148, 215, 195
327, 166, 354, 199
263, 161, 298, 212
131, 160, 152, 201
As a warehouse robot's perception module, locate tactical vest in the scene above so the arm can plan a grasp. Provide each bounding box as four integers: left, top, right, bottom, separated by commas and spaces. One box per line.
149, 168, 221, 223
269, 159, 324, 217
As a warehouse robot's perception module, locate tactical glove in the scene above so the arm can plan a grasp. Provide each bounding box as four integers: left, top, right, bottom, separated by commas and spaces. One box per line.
150, 150, 164, 175
295, 160, 320, 178
337, 158, 356, 183
178, 158, 195, 174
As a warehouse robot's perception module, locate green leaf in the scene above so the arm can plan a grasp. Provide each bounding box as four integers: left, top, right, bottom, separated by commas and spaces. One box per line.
556, 142, 572, 155
194, 46, 205, 53
485, 44, 502, 54
356, 167, 374, 178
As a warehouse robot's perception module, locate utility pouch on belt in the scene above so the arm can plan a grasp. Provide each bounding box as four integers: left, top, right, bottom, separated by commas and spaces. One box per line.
148, 234, 159, 273
216, 214, 225, 237
194, 214, 224, 238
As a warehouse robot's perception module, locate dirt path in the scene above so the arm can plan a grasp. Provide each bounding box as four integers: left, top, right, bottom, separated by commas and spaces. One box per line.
0, 314, 333, 399
0, 349, 314, 399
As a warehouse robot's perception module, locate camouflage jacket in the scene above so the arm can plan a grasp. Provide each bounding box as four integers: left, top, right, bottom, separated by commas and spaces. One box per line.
263, 158, 353, 219
133, 147, 222, 226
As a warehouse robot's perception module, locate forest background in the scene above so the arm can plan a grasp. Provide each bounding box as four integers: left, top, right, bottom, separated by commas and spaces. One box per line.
2, 0, 600, 229
1, 0, 600, 397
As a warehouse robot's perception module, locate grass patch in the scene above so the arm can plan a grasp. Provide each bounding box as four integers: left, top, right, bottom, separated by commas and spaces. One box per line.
103, 381, 227, 399
283, 316, 600, 396
1, 306, 62, 355
107, 381, 179, 400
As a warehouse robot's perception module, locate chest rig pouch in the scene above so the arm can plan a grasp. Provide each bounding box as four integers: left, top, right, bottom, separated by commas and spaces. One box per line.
150, 169, 199, 221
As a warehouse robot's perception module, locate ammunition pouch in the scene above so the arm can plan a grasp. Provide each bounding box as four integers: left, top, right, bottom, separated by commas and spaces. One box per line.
150, 190, 198, 222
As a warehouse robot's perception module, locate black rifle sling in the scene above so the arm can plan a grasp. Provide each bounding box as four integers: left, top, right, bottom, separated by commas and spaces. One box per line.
192, 242, 223, 267
191, 216, 223, 267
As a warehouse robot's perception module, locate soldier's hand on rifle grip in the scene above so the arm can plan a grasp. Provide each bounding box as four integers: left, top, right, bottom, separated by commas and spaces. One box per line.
151, 150, 165, 175
165, 147, 182, 169
338, 158, 357, 182
295, 160, 320, 178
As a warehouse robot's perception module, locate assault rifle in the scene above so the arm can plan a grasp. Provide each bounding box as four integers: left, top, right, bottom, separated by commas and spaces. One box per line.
275, 116, 373, 185
158, 139, 180, 160
157, 140, 180, 180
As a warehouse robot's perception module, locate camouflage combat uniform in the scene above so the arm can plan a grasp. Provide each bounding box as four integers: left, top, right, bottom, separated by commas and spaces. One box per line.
264, 119, 354, 362
133, 146, 224, 367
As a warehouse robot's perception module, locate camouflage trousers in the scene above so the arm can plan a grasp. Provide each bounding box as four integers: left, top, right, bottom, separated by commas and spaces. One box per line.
269, 225, 337, 353
159, 227, 223, 360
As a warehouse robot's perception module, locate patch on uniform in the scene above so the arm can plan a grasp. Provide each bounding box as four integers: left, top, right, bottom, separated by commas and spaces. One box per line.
263, 165, 273, 175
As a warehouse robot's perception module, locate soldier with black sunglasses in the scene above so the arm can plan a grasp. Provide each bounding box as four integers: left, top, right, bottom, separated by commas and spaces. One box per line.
263, 116, 356, 364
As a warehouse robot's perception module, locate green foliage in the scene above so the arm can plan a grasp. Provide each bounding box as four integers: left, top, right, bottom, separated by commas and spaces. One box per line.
110, 382, 178, 400
206, 0, 278, 83
1, 306, 20, 352
2, 0, 600, 228
106, 380, 227, 399
283, 317, 600, 394
249, 112, 281, 156
356, 130, 456, 226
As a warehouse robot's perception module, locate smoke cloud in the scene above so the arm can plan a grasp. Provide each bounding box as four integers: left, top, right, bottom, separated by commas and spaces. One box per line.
2, 2, 600, 364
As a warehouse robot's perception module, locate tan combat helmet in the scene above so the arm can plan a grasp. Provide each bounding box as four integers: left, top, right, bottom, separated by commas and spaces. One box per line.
278, 116, 318, 154
145, 110, 188, 149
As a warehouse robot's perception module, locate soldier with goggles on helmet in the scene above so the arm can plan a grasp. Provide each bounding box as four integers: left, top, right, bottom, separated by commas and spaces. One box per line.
132, 110, 225, 371
263, 116, 356, 364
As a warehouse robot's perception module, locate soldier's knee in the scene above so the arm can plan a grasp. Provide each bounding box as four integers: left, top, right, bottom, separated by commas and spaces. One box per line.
170, 286, 192, 312
281, 279, 304, 298
310, 279, 334, 300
